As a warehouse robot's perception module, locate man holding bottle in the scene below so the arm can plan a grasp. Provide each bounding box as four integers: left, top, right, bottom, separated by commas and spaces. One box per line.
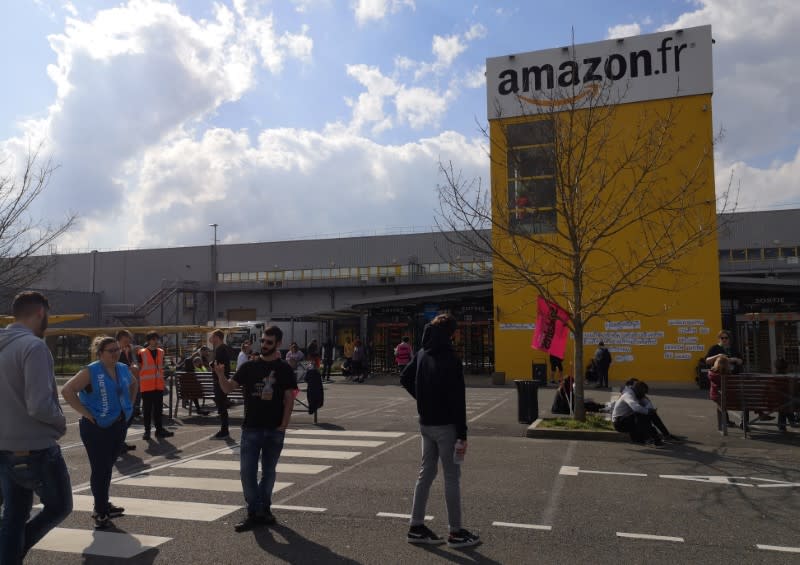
214, 325, 297, 532
400, 313, 480, 548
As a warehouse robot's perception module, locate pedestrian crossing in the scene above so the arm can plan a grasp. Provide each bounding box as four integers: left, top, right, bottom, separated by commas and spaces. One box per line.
31, 428, 407, 560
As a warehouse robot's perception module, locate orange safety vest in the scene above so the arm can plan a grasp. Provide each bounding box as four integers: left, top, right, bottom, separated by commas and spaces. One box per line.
138, 347, 165, 392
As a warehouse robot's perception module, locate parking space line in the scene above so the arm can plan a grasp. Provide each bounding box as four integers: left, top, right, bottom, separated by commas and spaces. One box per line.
756, 544, 800, 554
271, 504, 327, 513
616, 532, 684, 542
377, 512, 433, 521
560, 465, 647, 477
468, 397, 509, 423
492, 521, 551, 531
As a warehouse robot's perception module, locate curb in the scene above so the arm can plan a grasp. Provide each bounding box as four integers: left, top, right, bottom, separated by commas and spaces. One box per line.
526, 418, 628, 442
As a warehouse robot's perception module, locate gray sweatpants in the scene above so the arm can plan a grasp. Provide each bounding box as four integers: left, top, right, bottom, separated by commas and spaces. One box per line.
410, 424, 462, 531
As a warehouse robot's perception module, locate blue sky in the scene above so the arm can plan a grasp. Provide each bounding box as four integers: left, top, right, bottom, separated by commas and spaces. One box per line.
0, 0, 798, 250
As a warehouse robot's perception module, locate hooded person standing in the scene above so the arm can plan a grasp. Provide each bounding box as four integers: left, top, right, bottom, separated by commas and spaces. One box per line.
0, 291, 72, 564
400, 314, 480, 549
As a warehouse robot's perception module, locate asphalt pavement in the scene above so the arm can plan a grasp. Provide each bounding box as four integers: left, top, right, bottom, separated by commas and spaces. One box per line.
23, 375, 800, 564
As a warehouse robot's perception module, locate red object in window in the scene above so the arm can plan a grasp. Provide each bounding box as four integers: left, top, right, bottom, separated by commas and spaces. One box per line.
515, 196, 529, 219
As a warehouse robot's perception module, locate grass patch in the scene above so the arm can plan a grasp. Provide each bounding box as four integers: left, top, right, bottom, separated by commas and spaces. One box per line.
537, 414, 614, 431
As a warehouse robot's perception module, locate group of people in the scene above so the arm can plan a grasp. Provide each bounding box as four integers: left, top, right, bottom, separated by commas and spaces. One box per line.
0, 291, 480, 561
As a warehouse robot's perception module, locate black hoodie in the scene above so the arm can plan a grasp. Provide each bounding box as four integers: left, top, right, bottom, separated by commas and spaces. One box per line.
400, 323, 467, 440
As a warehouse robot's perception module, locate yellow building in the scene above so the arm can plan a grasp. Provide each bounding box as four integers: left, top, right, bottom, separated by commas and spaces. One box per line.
486, 25, 720, 383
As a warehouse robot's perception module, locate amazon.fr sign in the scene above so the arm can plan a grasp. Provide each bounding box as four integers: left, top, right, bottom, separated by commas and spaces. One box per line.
486, 25, 712, 119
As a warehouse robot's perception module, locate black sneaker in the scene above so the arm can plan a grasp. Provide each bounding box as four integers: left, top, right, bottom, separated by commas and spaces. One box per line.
666, 434, 687, 442
124, 443, 137, 451
263, 510, 277, 525
447, 529, 480, 548
141, 431, 151, 441
407, 524, 444, 545
213, 430, 230, 439
234, 514, 264, 532
155, 429, 174, 438
108, 503, 125, 518
93, 513, 111, 530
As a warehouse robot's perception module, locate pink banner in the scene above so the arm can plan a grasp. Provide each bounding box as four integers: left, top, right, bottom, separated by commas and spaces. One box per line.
531, 296, 569, 359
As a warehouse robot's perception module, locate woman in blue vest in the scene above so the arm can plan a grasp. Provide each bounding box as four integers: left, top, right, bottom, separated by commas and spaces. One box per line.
62, 335, 137, 529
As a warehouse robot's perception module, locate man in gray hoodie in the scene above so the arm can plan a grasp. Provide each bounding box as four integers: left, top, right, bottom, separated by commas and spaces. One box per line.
0, 291, 72, 564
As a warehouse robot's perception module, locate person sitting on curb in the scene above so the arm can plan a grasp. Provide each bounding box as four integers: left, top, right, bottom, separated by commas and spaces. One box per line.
629, 379, 686, 443
611, 381, 663, 446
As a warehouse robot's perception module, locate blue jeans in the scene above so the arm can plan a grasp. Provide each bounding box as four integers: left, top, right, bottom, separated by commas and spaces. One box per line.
0, 445, 73, 564
79, 417, 125, 515
410, 424, 462, 532
239, 428, 285, 516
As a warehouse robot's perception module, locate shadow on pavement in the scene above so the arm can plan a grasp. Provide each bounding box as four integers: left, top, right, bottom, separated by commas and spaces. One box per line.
253, 523, 362, 564
417, 543, 503, 565
81, 524, 159, 565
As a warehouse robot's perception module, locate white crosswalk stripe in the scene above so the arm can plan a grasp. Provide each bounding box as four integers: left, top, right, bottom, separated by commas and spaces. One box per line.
34, 528, 171, 558
116, 474, 293, 493
175, 459, 331, 474
220, 447, 362, 459
285, 437, 386, 447
287, 429, 404, 438
33, 430, 404, 559
65, 495, 241, 521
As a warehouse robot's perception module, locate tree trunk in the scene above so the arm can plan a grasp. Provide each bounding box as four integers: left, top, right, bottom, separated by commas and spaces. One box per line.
573, 322, 586, 421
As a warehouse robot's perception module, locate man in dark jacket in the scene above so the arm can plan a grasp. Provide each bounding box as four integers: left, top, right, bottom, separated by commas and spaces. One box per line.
400, 314, 480, 549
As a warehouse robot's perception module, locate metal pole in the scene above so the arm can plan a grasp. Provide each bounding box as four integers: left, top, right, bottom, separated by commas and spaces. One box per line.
209, 223, 218, 326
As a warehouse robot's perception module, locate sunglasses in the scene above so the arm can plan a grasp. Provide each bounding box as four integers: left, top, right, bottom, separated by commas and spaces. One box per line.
720, 336, 730, 340
261, 339, 276, 345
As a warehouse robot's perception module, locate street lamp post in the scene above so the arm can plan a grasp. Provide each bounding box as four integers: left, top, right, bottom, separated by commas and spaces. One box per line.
209, 223, 218, 327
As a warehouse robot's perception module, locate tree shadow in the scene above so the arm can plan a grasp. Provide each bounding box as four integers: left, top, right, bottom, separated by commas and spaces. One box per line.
252, 522, 363, 564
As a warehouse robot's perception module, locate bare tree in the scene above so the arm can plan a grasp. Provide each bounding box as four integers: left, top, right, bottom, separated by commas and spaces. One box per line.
436, 79, 736, 420
0, 146, 76, 301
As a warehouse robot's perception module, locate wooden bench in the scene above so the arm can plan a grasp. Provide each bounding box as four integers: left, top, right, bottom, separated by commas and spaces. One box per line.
719, 373, 799, 438
173, 371, 319, 423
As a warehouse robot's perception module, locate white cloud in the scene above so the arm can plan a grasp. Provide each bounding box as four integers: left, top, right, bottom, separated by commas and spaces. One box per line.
290, 0, 327, 13
462, 66, 485, 89
395, 87, 450, 129
606, 23, 641, 39
2, 0, 314, 228
353, 0, 415, 26
716, 149, 800, 212
345, 64, 399, 134
54, 126, 486, 250
659, 0, 800, 210
464, 23, 487, 41
432, 34, 467, 67
280, 24, 314, 62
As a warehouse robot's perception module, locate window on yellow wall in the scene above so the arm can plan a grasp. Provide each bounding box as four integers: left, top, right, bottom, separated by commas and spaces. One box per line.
505, 120, 557, 234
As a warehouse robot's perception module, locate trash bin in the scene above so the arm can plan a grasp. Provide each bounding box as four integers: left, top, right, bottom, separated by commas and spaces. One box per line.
531, 363, 547, 385
514, 379, 539, 424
